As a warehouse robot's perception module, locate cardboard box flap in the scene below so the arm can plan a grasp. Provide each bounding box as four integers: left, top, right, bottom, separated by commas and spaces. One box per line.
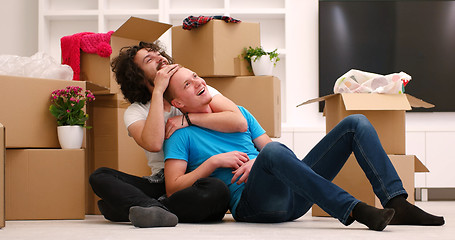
296, 93, 412, 111
414, 155, 430, 172
406, 94, 435, 109
296, 94, 337, 107
112, 17, 172, 43
86, 81, 110, 95
341, 93, 411, 111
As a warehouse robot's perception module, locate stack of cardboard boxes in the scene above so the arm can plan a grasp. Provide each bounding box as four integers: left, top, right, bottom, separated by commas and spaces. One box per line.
298, 93, 433, 216
0, 75, 86, 220
80, 17, 176, 214
172, 19, 282, 138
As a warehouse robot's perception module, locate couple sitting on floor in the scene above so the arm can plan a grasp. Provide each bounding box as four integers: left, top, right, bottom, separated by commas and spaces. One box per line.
89, 41, 444, 231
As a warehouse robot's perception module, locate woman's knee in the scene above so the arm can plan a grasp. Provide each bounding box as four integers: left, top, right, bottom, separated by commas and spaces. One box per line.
258, 142, 292, 165
342, 114, 372, 128
344, 114, 367, 123
261, 141, 287, 155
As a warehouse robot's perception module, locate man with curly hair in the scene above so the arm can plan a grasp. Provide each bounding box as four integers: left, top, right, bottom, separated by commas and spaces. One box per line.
90, 41, 247, 228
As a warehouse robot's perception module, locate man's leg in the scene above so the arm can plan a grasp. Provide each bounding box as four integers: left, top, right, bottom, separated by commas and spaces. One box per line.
160, 177, 230, 223
89, 167, 177, 227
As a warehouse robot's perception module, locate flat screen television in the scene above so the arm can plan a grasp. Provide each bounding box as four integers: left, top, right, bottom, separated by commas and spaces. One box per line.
319, 0, 455, 112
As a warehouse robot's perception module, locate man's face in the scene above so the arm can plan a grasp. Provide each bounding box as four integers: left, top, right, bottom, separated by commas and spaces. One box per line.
169, 67, 212, 113
134, 48, 169, 84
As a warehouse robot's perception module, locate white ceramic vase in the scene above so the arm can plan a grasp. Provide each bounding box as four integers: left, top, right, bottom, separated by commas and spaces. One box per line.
57, 125, 83, 149
251, 55, 274, 76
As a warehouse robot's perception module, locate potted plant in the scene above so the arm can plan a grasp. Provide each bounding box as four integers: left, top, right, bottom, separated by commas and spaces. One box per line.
242, 46, 280, 76
49, 86, 95, 149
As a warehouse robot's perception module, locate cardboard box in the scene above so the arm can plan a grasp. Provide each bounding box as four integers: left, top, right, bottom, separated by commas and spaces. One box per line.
0, 75, 86, 148
80, 17, 172, 95
172, 20, 260, 77
0, 124, 4, 228
205, 76, 281, 138
5, 149, 85, 220
86, 94, 150, 214
297, 93, 434, 154
312, 154, 429, 216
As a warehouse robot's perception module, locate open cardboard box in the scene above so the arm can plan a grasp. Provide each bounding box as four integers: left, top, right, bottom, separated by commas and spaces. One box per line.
172, 19, 260, 77
80, 17, 172, 95
298, 93, 434, 154
312, 154, 429, 216
0, 123, 4, 228
5, 149, 85, 220
297, 93, 433, 216
0, 75, 86, 148
205, 76, 281, 138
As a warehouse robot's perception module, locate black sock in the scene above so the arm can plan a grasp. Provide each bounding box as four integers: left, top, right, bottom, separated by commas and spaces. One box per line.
385, 195, 445, 226
352, 202, 395, 231
129, 206, 178, 228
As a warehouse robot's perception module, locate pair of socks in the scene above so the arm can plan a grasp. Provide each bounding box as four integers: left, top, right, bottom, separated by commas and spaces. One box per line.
351, 194, 445, 231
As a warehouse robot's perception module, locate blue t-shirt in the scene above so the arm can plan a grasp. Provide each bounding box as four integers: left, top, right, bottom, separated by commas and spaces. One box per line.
163, 106, 266, 216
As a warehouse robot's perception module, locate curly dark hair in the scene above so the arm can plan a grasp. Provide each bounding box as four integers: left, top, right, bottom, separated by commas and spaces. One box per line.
111, 41, 174, 104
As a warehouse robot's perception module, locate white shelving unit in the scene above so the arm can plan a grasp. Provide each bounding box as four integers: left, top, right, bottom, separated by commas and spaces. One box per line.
38, 0, 286, 66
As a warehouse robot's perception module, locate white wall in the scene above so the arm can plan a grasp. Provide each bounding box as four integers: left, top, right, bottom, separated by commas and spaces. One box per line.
0, 0, 39, 56
284, 0, 325, 129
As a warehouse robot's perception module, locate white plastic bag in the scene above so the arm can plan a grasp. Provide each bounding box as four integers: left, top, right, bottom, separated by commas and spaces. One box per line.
333, 69, 411, 94
0, 52, 73, 80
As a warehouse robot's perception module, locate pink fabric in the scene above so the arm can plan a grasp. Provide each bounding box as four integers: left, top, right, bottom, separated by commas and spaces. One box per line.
61, 31, 114, 80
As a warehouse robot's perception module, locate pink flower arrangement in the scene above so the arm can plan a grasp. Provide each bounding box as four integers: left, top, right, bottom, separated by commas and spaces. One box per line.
49, 86, 95, 127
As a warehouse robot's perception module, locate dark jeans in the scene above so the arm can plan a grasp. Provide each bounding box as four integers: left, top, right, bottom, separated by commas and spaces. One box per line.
234, 114, 407, 225
89, 167, 230, 223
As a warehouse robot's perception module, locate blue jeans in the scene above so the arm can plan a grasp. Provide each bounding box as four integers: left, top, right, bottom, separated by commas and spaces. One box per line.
234, 114, 407, 225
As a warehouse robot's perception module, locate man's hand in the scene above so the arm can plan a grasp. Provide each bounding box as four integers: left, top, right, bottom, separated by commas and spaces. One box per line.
231, 158, 255, 185
165, 115, 188, 139
209, 151, 249, 170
